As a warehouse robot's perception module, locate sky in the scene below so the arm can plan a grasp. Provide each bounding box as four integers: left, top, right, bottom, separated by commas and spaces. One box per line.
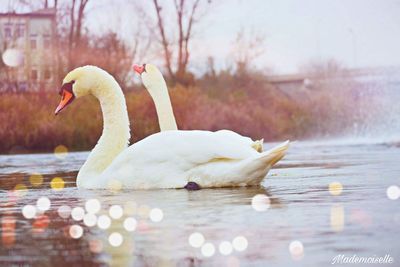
85, 0, 400, 74
3, 0, 400, 74
189, 0, 400, 74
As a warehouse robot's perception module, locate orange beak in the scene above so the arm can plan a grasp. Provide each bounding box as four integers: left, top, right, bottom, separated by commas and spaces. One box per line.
55, 90, 75, 115
133, 64, 145, 75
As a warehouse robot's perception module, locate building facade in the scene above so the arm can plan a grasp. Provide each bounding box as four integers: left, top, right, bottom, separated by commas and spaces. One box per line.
0, 8, 56, 92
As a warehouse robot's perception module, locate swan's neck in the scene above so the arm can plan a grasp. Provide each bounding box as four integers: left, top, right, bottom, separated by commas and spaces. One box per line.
77, 77, 130, 185
148, 81, 177, 131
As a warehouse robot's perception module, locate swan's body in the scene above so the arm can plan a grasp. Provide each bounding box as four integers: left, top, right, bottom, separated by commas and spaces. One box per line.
56, 65, 289, 189
84, 130, 288, 189
134, 63, 264, 152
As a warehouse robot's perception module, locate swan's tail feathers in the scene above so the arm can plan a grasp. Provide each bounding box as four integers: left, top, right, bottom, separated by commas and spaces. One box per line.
261, 140, 290, 167
242, 140, 289, 185
193, 140, 289, 188
252, 138, 264, 152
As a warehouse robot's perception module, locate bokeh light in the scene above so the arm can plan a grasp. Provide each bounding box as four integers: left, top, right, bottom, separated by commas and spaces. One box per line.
89, 239, 103, 253
289, 240, 304, 260
58, 205, 71, 219
251, 194, 271, 211
137, 205, 150, 218
201, 243, 215, 257
54, 145, 68, 159
349, 209, 372, 229
189, 232, 205, 248
85, 199, 101, 214
71, 207, 85, 221
2, 229, 15, 247
136, 220, 149, 232
1, 216, 16, 247
227, 256, 241, 267
219, 241, 233, 255
22, 205, 37, 219
29, 174, 43, 187
232, 236, 248, 252
330, 204, 344, 232
2, 216, 16, 230
386, 185, 400, 200
109, 205, 123, 219
2, 48, 24, 67
149, 208, 163, 222
97, 215, 111, 229
123, 217, 137, 232
14, 184, 28, 197
32, 215, 50, 233
36, 197, 51, 211
83, 213, 97, 227
109, 232, 123, 247
124, 201, 137, 215
329, 182, 343, 196
69, 225, 83, 239
50, 177, 65, 191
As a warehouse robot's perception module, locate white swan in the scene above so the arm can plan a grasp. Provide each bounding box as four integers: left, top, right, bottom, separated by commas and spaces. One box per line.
133, 63, 264, 152
133, 64, 178, 131
55, 65, 289, 189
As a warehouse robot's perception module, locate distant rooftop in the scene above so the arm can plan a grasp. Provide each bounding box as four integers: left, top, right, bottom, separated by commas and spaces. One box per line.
0, 8, 56, 18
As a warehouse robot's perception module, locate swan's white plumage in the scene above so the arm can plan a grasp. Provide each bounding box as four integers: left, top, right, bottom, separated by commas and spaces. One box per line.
84, 130, 289, 189
140, 64, 177, 131
140, 64, 265, 152
60, 66, 289, 189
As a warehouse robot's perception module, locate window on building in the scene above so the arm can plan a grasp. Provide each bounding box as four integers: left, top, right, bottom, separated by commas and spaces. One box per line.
30, 38, 37, 49
43, 35, 51, 49
44, 68, 51, 80
31, 69, 38, 81
4, 26, 12, 38
15, 24, 25, 38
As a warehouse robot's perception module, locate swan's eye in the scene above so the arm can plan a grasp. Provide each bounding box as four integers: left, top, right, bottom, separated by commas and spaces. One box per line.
59, 80, 75, 96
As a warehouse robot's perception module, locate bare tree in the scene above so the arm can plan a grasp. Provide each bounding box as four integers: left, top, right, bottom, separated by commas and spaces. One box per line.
149, 0, 211, 84
87, 32, 132, 88
205, 56, 216, 78
230, 28, 266, 73
130, 29, 152, 71
65, 0, 90, 68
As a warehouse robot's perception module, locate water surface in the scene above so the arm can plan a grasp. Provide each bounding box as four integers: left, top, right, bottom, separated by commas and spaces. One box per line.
0, 140, 399, 266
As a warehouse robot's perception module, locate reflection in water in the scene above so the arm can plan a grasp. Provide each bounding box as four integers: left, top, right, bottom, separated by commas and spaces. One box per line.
0, 141, 399, 266
330, 204, 344, 232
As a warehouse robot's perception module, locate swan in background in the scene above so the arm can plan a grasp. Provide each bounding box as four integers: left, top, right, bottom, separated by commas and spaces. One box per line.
133, 63, 264, 152
133, 64, 178, 131
55, 65, 289, 189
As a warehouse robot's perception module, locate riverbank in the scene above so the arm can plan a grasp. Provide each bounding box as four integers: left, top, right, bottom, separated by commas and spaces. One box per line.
0, 80, 371, 154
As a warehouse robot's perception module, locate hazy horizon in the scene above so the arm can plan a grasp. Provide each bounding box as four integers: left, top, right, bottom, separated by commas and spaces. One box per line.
85, 0, 400, 74
2, 0, 400, 74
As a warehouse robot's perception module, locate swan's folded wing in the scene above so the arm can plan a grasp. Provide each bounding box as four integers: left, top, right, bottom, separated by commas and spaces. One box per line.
133, 130, 258, 162
98, 130, 262, 188
103, 130, 255, 171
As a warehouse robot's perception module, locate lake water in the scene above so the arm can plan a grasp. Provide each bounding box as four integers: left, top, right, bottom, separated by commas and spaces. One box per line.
0, 140, 399, 266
